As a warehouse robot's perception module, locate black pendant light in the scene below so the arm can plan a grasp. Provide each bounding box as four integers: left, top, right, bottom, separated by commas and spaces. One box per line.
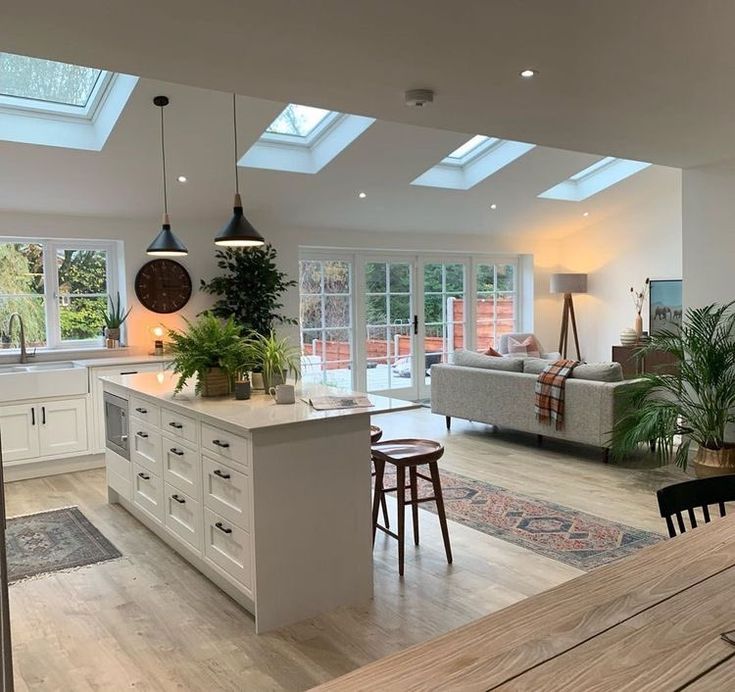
215, 93, 265, 247
147, 95, 188, 257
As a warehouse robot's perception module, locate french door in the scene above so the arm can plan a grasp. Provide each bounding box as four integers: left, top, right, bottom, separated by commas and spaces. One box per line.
299, 252, 519, 402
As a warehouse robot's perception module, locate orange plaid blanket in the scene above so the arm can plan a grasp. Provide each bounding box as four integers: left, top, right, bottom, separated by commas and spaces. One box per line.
534, 359, 579, 430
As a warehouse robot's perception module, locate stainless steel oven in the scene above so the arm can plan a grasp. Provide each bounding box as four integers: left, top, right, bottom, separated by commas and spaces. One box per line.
104, 391, 129, 459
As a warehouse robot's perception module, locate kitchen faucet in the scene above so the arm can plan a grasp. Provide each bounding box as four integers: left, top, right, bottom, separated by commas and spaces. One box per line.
6, 313, 35, 364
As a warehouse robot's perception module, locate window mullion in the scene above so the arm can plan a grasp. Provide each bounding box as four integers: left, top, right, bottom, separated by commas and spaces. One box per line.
44, 240, 60, 349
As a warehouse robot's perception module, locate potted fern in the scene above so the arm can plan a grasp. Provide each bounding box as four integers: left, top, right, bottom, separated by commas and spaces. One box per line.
245, 331, 301, 391
611, 302, 735, 476
103, 292, 132, 347
167, 315, 253, 397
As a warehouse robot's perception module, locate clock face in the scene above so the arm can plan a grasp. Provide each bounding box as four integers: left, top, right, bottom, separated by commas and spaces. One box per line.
134, 259, 192, 314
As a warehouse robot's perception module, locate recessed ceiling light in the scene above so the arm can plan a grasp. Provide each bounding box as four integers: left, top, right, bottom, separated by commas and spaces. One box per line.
519, 69, 538, 79
177, 175, 187, 183
583, 211, 589, 217
358, 191, 367, 199
490, 203, 497, 210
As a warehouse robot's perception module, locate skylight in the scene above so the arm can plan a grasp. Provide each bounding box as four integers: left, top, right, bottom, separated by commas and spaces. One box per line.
538, 157, 652, 201
0, 52, 106, 111
412, 137, 535, 190
241, 105, 375, 174
444, 135, 496, 163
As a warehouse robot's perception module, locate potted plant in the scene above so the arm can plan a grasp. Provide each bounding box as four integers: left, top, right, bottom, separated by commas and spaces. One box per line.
103, 292, 132, 346
167, 314, 253, 397
245, 331, 301, 391
611, 302, 735, 475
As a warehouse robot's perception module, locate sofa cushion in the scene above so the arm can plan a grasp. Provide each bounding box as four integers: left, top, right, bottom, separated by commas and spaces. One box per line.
484, 345, 502, 357
523, 357, 551, 374
572, 362, 624, 382
507, 335, 541, 358
451, 350, 524, 371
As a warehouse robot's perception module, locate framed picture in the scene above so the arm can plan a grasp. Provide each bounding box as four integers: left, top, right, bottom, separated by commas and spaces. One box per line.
649, 279, 683, 335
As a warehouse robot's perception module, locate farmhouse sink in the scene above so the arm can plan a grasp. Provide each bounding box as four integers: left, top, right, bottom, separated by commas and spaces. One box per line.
0, 361, 87, 403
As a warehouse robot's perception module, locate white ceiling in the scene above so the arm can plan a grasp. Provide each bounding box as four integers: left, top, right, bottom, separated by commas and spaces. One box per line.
0, 77, 677, 238
0, 0, 732, 169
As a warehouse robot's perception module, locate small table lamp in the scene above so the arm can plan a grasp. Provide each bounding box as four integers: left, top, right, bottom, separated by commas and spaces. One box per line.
550, 273, 588, 360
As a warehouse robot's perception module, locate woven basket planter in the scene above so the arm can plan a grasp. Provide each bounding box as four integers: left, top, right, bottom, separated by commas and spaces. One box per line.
693, 444, 735, 478
200, 367, 231, 397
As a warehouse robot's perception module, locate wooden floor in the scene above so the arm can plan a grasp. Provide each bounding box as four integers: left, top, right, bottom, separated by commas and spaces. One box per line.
5, 409, 689, 691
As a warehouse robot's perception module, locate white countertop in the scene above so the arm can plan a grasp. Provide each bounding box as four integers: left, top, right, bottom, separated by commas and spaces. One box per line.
72, 355, 169, 368
102, 371, 419, 431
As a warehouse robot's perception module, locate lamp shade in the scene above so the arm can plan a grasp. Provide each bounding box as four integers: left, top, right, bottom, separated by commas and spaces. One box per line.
146, 214, 188, 256
550, 272, 588, 294
214, 194, 265, 247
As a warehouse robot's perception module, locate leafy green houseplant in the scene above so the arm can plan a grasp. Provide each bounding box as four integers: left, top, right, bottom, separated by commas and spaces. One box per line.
200, 245, 297, 336
245, 331, 301, 391
167, 315, 252, 397
103, 292, 132, 344
611, 302, 735, 475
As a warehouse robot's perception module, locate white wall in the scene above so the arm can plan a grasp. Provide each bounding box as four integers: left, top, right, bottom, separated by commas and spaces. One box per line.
0, 210, 219, 351
552, 168, 682, 362
682, 162, 735, 308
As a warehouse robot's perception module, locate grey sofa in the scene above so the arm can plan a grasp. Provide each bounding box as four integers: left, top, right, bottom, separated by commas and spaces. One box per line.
430, 352, 632, 460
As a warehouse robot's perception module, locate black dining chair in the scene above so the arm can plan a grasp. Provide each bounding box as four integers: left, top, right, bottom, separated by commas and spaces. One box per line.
656, 475, 735, 538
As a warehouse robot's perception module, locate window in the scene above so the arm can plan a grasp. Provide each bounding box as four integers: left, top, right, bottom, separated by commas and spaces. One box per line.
265, 104, 338, 142
475, 262, 517, 350
0, 238, 121, 350
299, 259, 353, 387
443, 135, 496, 165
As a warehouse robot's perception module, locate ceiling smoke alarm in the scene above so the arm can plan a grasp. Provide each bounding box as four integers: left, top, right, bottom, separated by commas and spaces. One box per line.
404, 89, 434, 107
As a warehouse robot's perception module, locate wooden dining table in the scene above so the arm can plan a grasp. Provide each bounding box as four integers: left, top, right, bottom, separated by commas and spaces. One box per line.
314, 513, 735, 691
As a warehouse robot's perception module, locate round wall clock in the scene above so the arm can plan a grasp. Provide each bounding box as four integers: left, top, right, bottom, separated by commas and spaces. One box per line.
134, 259, 192, 314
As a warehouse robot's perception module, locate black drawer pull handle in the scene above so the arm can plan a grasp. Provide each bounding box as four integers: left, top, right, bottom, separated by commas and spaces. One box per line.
135, 407, 148, 414
212, 439, 230, 449
138, 472, 150, 480
169, 421, 183, 429
136, 431, 148, 439
171, 494, 185, 504
213, 469, 231, 480
215, 521, 232, 534
170, 448, 184, 456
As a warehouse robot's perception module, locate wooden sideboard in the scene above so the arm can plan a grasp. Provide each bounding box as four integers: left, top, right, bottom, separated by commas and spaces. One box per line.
612, 345, 678, 379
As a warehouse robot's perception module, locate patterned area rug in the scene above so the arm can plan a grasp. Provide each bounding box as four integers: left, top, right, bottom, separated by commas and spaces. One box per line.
380, 468, 663, 570
6, 506, 121, 583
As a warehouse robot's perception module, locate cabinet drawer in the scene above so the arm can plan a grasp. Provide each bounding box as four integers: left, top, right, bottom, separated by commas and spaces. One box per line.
161, 407, 198, 446
164, 483, 201, 551
133, 463, 164, 523
131, 423, 162, 476
130, 397, 160, 428
201, 422, 249, 468
106, 448, 130, 480
202, 455, 250, 530
204, 508, 251, 588
107, 467, 131, 501
163, 436, 201, 498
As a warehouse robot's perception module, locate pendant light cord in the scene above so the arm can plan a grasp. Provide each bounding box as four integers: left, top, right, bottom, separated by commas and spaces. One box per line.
160, 103, 169, 215
233, 93, 240, 196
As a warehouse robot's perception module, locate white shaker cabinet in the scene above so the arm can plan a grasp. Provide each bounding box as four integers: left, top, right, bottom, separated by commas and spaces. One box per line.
38, 398, 88, 458
0, 404, 40, 462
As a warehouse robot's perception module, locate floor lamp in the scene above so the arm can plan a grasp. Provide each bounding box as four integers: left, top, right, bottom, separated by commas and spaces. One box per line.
550, 273, 588, 360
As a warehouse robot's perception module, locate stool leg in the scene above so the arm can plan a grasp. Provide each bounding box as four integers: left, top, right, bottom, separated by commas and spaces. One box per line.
380, 480, 390, 529
372, 458, 385, 546
429, 461, 452, 564
410, 466, 419, 545
396, 464, 406, 576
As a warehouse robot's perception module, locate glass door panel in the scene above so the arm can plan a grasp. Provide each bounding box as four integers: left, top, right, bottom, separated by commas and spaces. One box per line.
364, 260, 416, 398
421, 261, 466, 398
474, 262, 517, 351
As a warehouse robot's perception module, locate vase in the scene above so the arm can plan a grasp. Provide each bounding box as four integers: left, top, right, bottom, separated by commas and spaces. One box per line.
620, 327, 638, 346
634, 313, 643, 340
693, 444, 735, 477
251, 372, 265, 390
200, 367, 231, 397
104, 327, 120, 349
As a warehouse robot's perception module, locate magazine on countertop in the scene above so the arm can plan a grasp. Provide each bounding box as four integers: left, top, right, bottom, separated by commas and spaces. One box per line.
305, 395, 375, 410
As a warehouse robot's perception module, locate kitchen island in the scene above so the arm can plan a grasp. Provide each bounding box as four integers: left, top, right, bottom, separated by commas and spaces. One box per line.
102, 372, 417, 633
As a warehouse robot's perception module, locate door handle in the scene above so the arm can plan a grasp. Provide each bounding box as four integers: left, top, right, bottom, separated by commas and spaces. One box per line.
135, 407, 148, 414
213, 469, 231, 480
137, 472, 150, 480
136, 431, 148, 438
168, 421, 183, 429
171, 494, 185, 504
31, 407, 35, 426
170, 448, 184, 456
42, 406, 46, 425
214, 521, 232, 534
413, 314, 418, 335
212, 439, 230, 449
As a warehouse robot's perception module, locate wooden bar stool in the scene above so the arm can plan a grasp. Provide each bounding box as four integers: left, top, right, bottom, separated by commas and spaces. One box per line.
371, 439, 452, 576
370, 425, 389, 527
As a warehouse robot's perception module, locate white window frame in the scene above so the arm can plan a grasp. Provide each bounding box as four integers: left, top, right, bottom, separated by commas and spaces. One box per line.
0, 237, 122, 352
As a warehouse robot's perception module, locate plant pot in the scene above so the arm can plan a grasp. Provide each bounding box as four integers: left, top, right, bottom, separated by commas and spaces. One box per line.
251, 372, 265, 391
200, 367, 231, 397
104, 327, 120, 341
693, 444, 735, 477
234, 380, 251, 400
263, 370, 285, 392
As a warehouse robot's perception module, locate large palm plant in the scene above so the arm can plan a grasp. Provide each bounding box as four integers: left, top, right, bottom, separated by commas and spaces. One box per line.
611, 302, 735, 469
